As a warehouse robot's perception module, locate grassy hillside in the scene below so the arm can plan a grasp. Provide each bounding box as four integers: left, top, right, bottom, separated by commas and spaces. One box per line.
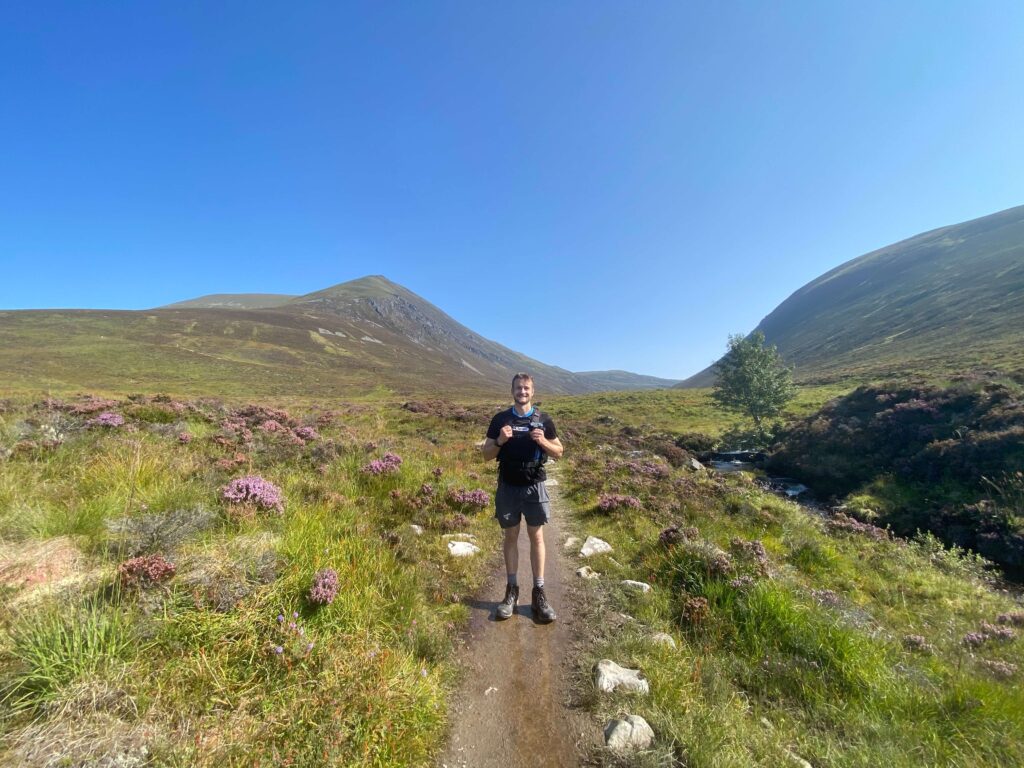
684, 205, 1024, 387
3, 386, 1022, 766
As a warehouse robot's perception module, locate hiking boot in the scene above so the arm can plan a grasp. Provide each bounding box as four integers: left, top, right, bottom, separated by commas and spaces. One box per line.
532, 586, 557, 623
496, 584, 519, 620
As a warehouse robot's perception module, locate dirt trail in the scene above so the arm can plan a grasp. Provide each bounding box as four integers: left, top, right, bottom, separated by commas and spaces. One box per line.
440, 471, 596, 767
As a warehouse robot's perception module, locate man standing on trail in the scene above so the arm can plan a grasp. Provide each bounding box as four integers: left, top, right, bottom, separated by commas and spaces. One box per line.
481, 372, 563, 623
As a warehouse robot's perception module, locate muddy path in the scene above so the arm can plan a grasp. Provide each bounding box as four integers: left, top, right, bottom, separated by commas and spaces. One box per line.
440, 470, 597, 767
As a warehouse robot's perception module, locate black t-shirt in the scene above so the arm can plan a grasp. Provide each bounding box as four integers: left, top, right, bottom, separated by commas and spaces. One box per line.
486, 407, 558, 485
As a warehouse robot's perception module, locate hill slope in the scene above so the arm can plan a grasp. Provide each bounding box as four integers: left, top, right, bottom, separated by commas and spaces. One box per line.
683, 205, 1024, 386
0, 276, 675, 397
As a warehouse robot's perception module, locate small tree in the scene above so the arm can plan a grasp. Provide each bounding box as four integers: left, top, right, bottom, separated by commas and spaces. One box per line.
711, 331, 794, 434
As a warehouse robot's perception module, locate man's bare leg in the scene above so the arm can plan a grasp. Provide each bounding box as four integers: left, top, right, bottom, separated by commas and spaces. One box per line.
527, 524, 555, 622
527, 524, 545, 583
496, 524, 521, 620
503, 524, 520, 578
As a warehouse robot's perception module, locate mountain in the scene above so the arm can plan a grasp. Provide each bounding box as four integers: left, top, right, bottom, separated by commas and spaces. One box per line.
161, 294, 296, 309
682, 205, 1024, 386
0, 276, 676, 397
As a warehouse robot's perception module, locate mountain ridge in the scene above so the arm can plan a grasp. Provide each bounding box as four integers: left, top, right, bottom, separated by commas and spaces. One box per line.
682, 204, 1024, 387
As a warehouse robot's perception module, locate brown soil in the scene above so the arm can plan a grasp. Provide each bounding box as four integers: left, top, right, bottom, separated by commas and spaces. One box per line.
440, 474, 598, 767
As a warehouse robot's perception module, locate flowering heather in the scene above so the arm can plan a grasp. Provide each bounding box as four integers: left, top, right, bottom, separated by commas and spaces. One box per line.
681, 596, 710, 625
979, 622, 1017, 641
222, 476, 284, 514
826, 512, 889, 541
728, 575, 756, 589
597, 494, 642, 512
997, 612, 1024, 626
293, 425, 319, 441
70, 397, 119, 415
258, 419, 285, 433
177, 432, 192, 444
979, 659, 1018, 679
361, 452, 403, 475
308, 568, 340, 605
447, 488, 490, 510
88, 411, 125, 428
902, 634, 933, 653
659, 526, 685, 547
963, 632, 988, 648
432, 467, 443, 479
419, 483, 435, 497
118, 554, 176, 588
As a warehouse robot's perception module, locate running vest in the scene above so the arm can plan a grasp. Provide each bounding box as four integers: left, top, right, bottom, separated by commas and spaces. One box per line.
495, 407, 550, 485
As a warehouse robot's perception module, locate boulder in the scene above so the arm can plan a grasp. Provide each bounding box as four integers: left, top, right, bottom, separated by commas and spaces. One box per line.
580, 536, 613, 558
594, 659, 649, 694
409, 524, 424, 536
604, 714, 655, 756
576, 566, 600, 580
689, 457, 705, 472
446, 541, 480, 557
621, 580, 652, 593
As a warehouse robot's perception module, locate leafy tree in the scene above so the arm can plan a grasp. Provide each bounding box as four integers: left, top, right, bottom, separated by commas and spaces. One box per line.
711, 331, 795, 433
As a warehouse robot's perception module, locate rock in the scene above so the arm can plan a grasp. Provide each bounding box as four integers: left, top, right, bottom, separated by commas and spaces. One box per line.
580, 536, 613, 558
786, 751, 814, 768
446, 541, 480, 557
650, 632, 676, 648
546, 479, 559, 486
576, 566, 600, 580
594, 659, 649, 694
604, 714, 655, 756
689, 457, 705, 471
563, 536, 582, 550
409, 524, 424, 536
621, 580, 652, 593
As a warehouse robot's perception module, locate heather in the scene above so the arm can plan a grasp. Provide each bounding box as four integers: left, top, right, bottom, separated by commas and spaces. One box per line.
560, 401, 1024, 767
0, 393, 501, 766
767, 376, 1024, 578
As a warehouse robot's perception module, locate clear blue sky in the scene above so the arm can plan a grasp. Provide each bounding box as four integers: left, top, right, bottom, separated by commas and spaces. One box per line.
2, 2, 1023, 380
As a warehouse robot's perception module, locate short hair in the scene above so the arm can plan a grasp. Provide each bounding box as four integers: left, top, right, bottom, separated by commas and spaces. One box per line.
511, 372, 534, 388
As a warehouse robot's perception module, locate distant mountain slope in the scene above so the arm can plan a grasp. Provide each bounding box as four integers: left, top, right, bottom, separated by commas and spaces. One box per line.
0, 276, 670, 397
683, 205, 1024, 386
574, 370, 679, 390
161, 293, 296, 309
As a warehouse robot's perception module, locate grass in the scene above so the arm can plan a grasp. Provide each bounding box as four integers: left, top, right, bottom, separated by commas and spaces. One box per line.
0, 393, 499, 766
560, 400, 1024, 767
3, 383, 1023, 766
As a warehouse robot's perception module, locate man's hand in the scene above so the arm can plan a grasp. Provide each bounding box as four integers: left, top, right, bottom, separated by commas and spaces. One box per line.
530, 430, 564, 459
497, 425, 514, 445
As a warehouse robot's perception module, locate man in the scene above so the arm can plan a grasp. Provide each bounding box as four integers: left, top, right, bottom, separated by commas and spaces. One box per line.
481, 372, 564, 622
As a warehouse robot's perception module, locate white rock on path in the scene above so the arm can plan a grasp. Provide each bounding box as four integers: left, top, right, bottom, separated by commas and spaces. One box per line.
621, 579, 652, 593
409, 524, 424, 536
447, 541, 481, 557
563, 536, 581, 550
604, 714, 655, 756
580, 536, 613, 558
594, 659, 649, 694
576, 566, 600, 580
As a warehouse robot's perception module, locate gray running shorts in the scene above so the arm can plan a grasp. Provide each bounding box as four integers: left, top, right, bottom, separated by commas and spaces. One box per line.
494, 480, 551, 529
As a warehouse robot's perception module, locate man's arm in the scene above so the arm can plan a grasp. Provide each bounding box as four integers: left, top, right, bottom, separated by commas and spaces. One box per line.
481, 437, 501, 461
